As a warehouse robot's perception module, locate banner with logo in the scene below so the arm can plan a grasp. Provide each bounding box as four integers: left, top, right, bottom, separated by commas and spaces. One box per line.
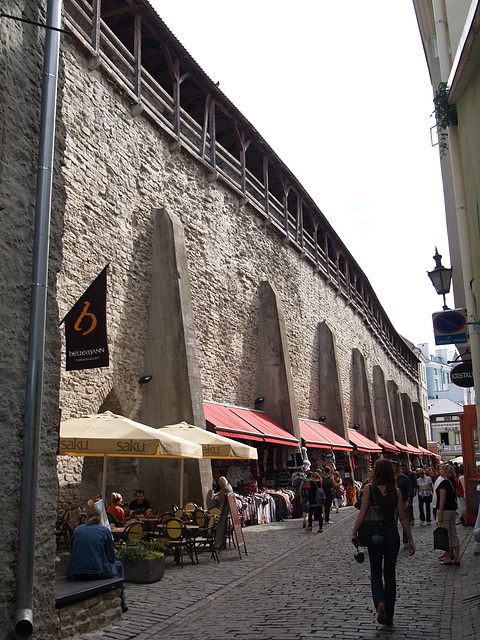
62, 267, 109, 371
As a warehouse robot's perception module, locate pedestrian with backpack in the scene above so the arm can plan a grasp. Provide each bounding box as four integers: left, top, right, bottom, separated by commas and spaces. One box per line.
298, 471, 312, 528
306, 472, 325, 533
322, 468, 336, 523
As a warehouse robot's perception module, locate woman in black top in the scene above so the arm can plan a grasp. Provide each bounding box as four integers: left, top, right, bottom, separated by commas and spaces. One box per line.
352, 459, 415, 626
437, 463, 460, 564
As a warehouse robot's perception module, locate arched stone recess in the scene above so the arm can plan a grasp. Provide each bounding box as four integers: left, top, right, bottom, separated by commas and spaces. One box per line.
372, 365, 395, 443
387, 380, 407, 445
257, 281, 300, 442
401, 393, 419, 448
413, 402, 428, 448
317, 321, 347, 438
137, 208, 213, 512
98, 387, 124, 415
351, 348, 377, 442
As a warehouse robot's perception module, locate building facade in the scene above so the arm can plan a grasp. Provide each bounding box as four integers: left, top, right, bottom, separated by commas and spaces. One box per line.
413, 0, 480, 419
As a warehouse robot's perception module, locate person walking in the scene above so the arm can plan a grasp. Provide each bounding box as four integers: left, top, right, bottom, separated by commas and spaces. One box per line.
437, 463, 461, 565
416, 468, 433, 525
322, 468, 335, 523
456, 466, 467, 525
298, 471, 312, 528
391, 461, 412, 549
352, 458, 415, 627
401, 462, 416, 525
305, 472, 324, 533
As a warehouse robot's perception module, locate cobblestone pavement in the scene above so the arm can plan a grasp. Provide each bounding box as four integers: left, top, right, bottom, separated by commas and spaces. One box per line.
79, 505, 480, 640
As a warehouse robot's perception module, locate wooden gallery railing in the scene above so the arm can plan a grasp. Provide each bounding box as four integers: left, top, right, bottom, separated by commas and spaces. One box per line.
63, 0, 418, 381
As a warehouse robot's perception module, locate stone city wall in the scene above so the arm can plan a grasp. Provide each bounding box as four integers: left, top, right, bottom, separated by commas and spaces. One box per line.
55, 34, 418, 494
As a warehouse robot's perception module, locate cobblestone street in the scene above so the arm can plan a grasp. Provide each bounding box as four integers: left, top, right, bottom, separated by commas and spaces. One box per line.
80, 506, 480, 640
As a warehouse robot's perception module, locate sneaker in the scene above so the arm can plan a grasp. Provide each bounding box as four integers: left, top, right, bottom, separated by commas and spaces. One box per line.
317, 528, 323, 533
121, 603, 129, 613
306, 526, 312, 531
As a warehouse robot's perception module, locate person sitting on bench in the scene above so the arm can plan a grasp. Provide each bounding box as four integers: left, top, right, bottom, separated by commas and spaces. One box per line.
67, 501, 128, 612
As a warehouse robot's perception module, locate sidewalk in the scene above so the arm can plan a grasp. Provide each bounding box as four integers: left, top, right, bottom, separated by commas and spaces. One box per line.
79, 506, 480, 640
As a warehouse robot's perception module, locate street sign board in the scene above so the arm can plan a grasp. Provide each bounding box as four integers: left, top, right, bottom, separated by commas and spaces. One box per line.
433, 309, 468, 345
450, 362, 474, 388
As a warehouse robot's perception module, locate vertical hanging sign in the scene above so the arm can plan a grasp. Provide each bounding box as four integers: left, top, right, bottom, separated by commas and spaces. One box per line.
62, 266, 109, 370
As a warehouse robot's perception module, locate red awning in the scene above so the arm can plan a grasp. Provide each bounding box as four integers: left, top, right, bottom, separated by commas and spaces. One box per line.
348, 429, 382, 453
377, 436, 400, 453
204, 402, 298, 446
395, 441, 423, 455
418, 445, 435, 457
299, 420, 353, 451
406, 442, 424, 455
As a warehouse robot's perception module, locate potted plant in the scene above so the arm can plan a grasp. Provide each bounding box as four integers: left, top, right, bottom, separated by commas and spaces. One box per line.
116, 540, 168, 583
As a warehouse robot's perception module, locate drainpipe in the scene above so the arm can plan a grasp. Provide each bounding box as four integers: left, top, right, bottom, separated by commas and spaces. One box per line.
432, 0, 480, 421
14, 1, 62, 638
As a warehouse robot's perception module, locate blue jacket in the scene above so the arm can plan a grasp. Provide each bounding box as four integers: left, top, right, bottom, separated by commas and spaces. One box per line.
67, 524, 119, 578
396, 472, 413, 501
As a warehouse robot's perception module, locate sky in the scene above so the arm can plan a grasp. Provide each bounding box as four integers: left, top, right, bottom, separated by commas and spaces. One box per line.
152, 0, 451, 351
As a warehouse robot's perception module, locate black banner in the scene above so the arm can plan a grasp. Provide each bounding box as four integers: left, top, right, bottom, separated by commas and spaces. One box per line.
62, 267, 109, 371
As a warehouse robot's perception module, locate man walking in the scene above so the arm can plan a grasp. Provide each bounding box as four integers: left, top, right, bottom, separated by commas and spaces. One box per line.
392, 461, 413, 549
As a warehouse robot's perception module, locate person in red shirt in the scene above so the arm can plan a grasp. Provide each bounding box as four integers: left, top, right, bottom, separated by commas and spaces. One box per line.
106, 492, 126, 524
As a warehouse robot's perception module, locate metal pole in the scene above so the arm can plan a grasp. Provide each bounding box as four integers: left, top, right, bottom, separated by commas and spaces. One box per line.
15, 1, 62, 637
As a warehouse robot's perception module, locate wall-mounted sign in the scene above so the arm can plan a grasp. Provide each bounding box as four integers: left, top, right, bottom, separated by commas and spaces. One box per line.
450, 361, 474, 388
433, 309, 468, 345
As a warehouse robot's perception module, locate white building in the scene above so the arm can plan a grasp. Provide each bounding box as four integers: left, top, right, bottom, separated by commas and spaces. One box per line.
429, 397, 463, 460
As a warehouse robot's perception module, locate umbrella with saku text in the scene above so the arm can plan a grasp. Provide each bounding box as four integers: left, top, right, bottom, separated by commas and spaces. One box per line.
59, 411, 203, 499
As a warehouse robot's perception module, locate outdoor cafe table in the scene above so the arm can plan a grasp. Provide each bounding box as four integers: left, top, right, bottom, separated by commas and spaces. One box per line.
136, 515, 159, 532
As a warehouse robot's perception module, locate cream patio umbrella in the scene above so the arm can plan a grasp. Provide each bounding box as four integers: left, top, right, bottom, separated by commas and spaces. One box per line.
160, 421, 258, 505
59, 411, 203, 500
160, 421, 258, 460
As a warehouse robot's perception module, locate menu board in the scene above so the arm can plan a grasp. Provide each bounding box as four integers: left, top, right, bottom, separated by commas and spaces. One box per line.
214, 494, 247, 558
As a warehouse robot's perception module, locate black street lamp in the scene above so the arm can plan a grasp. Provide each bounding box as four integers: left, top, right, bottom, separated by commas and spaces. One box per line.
428, 248, 453, 310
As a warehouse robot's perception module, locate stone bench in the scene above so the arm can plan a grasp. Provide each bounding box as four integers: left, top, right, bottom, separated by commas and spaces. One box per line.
55, 576, 123, 638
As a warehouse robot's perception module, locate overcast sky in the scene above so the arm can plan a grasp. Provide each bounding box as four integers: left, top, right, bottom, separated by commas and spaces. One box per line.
152, 0, 451, 351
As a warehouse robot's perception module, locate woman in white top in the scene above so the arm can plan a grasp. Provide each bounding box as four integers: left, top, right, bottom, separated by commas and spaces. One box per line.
416, 469, 433, 525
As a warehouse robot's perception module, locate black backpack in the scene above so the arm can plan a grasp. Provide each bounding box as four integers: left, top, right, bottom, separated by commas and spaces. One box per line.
315, 485, 326, 506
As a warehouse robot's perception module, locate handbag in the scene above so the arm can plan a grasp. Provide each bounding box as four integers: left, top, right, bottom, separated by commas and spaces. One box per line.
357, 484, 384, 547
433, 523, 449, 551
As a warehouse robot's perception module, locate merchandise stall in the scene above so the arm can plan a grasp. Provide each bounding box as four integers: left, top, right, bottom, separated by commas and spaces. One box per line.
204, 401, 299, 525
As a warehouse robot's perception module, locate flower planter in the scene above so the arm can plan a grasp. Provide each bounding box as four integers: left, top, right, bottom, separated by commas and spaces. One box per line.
121, 555, 166, 583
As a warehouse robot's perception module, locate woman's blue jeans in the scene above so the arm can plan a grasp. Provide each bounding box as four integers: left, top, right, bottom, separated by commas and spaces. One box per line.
367, 527, 400, 620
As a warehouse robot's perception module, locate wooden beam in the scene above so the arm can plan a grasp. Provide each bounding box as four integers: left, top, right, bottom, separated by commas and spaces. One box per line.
91, 0, 101, 52
263, 155, 269, 216
200, 93, 210, 161
134, 11, 142, 99
209, 98, 216, 168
